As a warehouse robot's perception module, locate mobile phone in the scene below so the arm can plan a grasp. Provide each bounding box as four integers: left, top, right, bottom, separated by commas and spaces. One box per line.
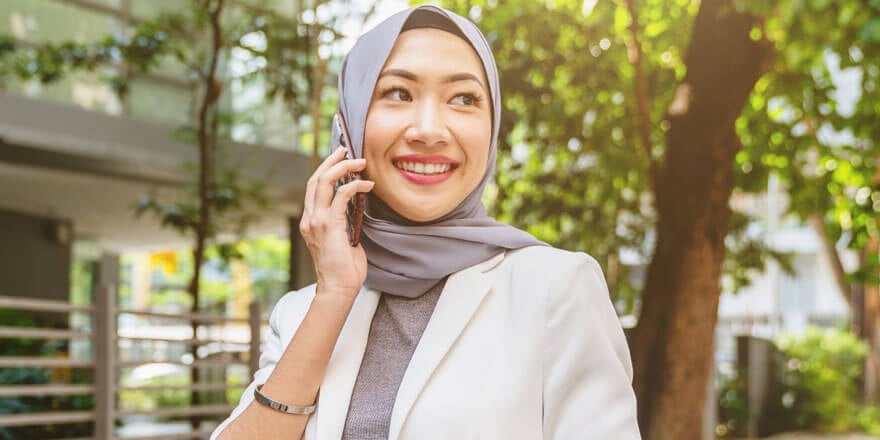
332, 113, 365, 247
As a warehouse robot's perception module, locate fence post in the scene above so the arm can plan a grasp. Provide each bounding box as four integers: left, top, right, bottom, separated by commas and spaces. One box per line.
737, 335, 775, 437
94, 284, 116, 440
248, 301, 262, 378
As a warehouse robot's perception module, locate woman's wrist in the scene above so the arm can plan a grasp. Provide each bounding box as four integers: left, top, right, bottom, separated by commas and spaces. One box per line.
308, 286, 359, 330
315, 282, 361, 304
260, 287, 356, 402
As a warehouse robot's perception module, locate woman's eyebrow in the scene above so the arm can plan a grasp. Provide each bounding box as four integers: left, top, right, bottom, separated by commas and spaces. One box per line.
378, 69, 485, 90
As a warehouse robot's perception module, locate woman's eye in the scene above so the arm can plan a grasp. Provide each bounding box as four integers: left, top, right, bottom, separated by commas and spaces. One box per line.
450, 93, 481, 106
383, 88, 411, 102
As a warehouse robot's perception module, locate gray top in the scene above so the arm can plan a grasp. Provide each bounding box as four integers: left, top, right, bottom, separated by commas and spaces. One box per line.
341, 280, 445, 439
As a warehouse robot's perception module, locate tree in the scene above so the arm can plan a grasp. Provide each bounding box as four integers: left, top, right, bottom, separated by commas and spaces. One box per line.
442, 0, 879, 437
629, 3, 771, 437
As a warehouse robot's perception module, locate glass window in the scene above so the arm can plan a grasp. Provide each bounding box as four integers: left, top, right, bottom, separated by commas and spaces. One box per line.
127, 77, 193, 126
229, 92, 298, 150
234, 0, 297, 18
0, 0, 121, 44
11, 69, 123, 115
259, 95, 298, 150
151, 53, 191, 79
778, 254, 818, 313
129, 0, 186, 21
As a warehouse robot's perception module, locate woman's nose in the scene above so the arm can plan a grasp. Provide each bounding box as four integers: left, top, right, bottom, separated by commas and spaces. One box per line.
404, 101, 448, 147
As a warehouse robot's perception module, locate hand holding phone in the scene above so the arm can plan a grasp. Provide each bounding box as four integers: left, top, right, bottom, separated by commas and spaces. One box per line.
332, 113, 366, 247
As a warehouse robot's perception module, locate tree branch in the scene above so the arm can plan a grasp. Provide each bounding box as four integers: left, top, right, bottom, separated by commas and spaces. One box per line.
808, 214, 852, 309
623, 0, 658, 193
189, 0, 225, 427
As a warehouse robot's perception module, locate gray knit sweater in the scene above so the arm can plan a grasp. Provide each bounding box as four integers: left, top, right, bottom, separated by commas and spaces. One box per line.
340, 280, 446, 439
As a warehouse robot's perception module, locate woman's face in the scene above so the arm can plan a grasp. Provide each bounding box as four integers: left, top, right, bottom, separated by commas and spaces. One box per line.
363, 28, 492, 223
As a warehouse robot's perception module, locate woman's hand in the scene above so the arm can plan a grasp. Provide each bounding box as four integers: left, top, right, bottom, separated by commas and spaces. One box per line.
216, 147, 373, 440
299, 146, 374, 300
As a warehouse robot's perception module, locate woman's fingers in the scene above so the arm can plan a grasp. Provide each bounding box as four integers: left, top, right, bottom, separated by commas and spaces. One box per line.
329, 179, 375, 217
303, 146, 347, 217
300, 150, 368, 247
313, 157, 367, 209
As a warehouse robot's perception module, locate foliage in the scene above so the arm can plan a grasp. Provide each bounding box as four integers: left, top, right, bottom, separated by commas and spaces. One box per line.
133, 157, 270, 244
438, 0, 790, 314
140, 235, 290, 312
733, 0, 880, 286
716, 366, 749, 438
440, 0, 879, 311
232, 235, 291, 307
437, 0, 623, 310
769, 327, 870, 433
855, 405, 880, 435
0, 368, 94, 440
0, 21, 171, 89
118, 373, 191, 412
0, 312, 93, 440
225, 372, 246, 404
717, 328, 880, 436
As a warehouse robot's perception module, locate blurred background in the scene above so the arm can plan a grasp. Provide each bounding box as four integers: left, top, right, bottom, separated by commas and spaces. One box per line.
0, 0, 877, 439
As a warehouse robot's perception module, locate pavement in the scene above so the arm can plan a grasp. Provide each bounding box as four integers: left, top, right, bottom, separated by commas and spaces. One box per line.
756, 434, 880, 440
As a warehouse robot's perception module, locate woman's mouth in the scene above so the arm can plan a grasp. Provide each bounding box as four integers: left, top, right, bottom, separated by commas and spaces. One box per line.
392, 158, 459, 184
393, 161, 455, 175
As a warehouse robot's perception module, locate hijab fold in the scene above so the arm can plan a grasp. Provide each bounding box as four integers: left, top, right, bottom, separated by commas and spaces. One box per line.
338, 5, 546, 298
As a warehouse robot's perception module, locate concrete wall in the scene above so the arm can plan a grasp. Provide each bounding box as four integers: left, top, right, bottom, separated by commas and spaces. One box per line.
0, 208, 71, 302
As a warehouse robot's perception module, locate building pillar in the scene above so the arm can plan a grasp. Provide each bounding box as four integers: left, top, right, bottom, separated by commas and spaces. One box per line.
97, 252, 120, 292
288, 215, 316, 291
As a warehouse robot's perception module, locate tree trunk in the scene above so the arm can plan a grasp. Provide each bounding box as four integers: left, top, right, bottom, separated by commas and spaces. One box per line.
631, 1, 773, 438
861, 167, 880, 403
189, 0, 225, 429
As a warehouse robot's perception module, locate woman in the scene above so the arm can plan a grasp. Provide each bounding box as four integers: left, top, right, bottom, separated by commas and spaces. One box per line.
212, 5, 639, 439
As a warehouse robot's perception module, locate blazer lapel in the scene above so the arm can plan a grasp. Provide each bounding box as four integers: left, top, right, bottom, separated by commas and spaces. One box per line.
313, 287, 380, 440
387, 252, 505, 440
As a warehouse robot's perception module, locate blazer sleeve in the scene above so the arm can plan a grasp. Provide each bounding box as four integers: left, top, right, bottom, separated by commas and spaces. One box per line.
209, 293, 292, 440
542, 253, 641, 439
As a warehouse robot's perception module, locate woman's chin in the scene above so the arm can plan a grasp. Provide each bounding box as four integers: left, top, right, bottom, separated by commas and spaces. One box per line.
388, 201, 451, 224
397, 208, 444, 223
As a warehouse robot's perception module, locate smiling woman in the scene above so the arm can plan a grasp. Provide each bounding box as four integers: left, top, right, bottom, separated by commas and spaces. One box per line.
364, 27, 492, 222
212, 5, 641, 440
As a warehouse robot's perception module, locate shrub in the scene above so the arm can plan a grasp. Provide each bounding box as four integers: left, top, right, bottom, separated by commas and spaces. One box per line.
717, 326, 876, 437
770, 326, 868, 433
0, 310, 93, 440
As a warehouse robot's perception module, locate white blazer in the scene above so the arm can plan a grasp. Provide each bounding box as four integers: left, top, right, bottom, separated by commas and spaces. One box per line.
212, 246, 641, 439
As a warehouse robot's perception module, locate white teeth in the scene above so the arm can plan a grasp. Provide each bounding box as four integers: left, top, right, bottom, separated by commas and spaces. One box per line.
394, 161, 453, 175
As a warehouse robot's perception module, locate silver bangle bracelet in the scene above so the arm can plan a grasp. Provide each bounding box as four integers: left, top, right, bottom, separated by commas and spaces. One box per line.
254, 384, 317, 415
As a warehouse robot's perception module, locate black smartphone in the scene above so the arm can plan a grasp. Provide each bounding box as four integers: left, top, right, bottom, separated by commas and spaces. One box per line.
332, 113, 365, 246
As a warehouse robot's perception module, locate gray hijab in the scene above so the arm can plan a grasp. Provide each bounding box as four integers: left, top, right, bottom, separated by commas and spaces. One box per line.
338, 5, 546, 298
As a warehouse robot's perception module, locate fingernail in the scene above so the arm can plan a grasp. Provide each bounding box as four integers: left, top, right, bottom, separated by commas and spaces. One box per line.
337, 146, 346, 153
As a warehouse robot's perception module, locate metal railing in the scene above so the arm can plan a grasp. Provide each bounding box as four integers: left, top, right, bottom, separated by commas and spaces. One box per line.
0, 286, 263, 439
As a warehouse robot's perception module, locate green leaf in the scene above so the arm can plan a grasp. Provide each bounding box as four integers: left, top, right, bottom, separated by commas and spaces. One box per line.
859, 17, 880, 42
808, 0, 833, 10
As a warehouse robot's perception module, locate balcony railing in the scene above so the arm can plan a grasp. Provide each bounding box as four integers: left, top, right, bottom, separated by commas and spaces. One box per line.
0, 286, 263, 439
